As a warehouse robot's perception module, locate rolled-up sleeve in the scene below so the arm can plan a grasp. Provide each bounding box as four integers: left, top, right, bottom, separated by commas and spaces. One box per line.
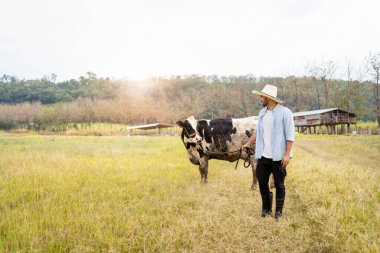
284, 109, 295, 142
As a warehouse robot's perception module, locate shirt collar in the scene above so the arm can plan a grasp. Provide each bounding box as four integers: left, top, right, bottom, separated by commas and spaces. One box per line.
259, 104, 280, 117
272, 104, 280, 112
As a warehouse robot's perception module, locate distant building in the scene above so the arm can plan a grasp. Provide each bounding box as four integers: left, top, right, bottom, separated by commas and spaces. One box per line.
127, 123, 176, 135
293, 108, 357, 134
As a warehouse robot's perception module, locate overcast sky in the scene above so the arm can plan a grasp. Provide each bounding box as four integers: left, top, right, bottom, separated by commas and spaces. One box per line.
1, 0, 379, 81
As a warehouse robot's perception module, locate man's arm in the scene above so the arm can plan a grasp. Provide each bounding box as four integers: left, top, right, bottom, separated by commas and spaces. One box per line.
282, 109, 295, 166
281, 140, 293, 166
242, 131, 256, 152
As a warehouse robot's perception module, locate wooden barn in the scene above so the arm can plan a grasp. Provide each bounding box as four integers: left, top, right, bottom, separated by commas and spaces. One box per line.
293, 108, 357, 134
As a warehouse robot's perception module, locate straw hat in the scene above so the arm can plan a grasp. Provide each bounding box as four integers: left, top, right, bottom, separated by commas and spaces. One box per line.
251, 84, 283, 103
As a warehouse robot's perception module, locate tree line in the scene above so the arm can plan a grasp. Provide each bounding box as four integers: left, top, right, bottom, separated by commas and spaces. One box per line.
1, 53, 379, 130
0, 72, 121, 104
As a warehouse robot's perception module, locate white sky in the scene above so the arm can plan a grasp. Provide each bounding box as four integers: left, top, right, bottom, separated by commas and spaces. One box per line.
1, 0, 379, 81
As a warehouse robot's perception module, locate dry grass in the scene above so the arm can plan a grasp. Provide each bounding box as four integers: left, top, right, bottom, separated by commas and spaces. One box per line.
0, 134, 379, 252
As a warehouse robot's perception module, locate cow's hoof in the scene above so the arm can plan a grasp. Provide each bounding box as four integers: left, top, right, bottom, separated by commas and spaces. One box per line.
204, 179, 208, 184
250, 185, 257, 191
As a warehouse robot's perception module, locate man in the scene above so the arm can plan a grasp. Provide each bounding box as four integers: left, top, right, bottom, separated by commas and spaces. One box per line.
242, 84, 295, 221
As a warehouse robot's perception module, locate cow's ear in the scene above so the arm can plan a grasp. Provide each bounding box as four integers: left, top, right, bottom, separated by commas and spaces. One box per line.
176, 121, 184, 128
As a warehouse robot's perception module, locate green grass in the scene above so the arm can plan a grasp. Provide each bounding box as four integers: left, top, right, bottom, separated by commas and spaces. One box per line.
357, 121, 378, 128
0, 135, 379, 252
357, 121, 379, 134
0, 122, 183, 136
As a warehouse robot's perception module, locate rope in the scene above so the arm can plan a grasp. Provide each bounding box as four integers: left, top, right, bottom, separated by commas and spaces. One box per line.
234, 147, 255, 170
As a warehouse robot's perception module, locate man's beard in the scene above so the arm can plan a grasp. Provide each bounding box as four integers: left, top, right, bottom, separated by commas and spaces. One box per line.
262, 97, 268, 107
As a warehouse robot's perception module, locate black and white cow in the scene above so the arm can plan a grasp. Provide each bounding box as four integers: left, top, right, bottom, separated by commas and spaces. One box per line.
177, 115, 260, 189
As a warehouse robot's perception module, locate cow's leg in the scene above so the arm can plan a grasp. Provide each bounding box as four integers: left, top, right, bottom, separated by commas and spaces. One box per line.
251, 159, 258, 190
198, 166, 205, 183
199, 157, 209, 183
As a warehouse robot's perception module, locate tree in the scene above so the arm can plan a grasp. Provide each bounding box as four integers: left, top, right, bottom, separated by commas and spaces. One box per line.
306, 61, 336, 109
366, 52, 380, 127
344, 60, 354, 112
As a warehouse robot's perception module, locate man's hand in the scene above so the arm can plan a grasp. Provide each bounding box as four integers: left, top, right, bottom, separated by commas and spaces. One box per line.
281, 153, 290, 167
242, 142, 252, 152
242, 131, 256, 152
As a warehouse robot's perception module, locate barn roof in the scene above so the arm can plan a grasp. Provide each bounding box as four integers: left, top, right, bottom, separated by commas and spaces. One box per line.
127, 123, 175, 130
292, 108, 355, 117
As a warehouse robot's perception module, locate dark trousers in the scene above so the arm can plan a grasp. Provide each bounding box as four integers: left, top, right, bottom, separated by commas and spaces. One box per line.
256, 156, 287, 213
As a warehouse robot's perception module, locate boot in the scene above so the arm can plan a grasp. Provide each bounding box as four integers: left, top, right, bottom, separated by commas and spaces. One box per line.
275, 211, 282, 221
269, 191, 273, 214
275, 197, 285, 221
260, 191, 273, 217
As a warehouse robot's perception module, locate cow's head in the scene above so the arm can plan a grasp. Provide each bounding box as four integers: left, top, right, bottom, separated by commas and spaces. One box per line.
176, 116, 203, 143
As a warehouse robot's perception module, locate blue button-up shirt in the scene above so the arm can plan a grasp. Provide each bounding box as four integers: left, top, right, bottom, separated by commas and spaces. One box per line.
255, 104, 295, 161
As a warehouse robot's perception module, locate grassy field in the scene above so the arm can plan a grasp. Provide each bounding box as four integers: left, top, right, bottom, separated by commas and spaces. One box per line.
0, 134, 379, 252
1, 123, 183, 136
